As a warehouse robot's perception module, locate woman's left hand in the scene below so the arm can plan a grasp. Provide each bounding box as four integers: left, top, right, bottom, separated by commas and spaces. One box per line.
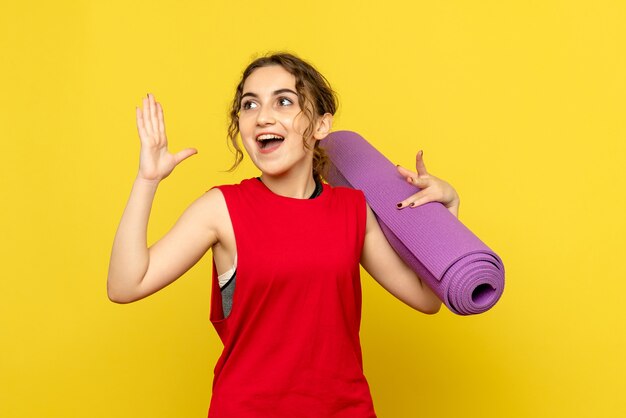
396, 150, 460, 218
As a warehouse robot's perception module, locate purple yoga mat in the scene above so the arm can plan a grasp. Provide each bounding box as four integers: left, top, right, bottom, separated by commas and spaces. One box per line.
321, 131, 505, 315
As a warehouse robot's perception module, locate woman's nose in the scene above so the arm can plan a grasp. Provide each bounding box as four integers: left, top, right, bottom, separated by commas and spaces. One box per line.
256, 105, 276, 126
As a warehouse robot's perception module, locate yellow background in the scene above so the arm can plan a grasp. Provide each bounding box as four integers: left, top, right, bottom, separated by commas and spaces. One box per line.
1, 1, 624, 417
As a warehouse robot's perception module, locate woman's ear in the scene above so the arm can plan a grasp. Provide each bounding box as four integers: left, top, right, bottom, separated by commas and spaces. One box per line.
313, 113, 333, 140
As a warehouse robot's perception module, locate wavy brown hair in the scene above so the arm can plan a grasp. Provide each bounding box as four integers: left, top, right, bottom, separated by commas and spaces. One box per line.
227, 52, 338, 183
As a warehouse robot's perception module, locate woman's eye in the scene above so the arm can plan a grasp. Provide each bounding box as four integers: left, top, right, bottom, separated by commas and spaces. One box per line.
241, 100, 257, 110
278, 97, 293, 106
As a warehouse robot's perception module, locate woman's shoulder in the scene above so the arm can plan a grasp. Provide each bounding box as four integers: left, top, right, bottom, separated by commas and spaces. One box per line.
186, 187, 229, 222
200, 177, 264, 212
207, 178, 257, 195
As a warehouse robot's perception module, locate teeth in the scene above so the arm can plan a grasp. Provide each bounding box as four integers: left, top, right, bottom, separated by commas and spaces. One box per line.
257, 134, 284, 141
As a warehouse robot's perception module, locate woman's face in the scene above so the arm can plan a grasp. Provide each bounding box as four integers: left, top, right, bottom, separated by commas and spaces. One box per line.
238, 65, 315, 178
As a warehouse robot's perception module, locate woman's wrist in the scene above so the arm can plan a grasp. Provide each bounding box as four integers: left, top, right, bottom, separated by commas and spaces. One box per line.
134, 175, 161, 188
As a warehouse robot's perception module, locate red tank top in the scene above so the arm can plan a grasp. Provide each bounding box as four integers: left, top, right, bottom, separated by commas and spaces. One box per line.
208, 178, 377, 417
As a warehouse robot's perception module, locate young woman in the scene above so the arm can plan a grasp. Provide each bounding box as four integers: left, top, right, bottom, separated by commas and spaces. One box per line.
107, 53, 460, 417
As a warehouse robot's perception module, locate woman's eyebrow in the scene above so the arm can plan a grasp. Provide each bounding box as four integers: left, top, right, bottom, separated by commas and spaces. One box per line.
273, 88, 297, 96
241, 88, 297, 100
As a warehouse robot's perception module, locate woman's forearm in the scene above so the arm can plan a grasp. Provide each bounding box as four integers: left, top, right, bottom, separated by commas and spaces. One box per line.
107, 176, 160, 303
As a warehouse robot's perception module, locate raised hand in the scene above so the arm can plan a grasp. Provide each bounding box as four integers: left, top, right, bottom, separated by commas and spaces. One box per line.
396, 150, 460, 217
135, 93, 197, 182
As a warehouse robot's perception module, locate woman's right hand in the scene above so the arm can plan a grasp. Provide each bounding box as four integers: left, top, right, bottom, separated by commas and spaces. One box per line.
135, 93, 197, 182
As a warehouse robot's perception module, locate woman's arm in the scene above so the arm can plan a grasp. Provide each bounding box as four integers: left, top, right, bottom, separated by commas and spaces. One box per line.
106, 93, 219, 303
107, 184, 225, 303
360, 150, 459, 314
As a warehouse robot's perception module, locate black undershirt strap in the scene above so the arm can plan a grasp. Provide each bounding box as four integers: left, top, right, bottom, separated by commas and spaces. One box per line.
255, 176, 323, 199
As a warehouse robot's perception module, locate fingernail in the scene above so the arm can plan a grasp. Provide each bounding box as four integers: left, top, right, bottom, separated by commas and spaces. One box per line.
419, 150, 423, 157
396, 203, 402, 208
410, 203, 416, 207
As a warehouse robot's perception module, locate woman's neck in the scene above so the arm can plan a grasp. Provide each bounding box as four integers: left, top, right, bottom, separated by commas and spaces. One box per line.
259, 168, 317, 199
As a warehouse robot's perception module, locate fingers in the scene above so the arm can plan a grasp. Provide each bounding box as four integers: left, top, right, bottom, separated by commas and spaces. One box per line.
157, 102, 166, 138
173, 148, 198, 165
396, 165, 430, 188
149, 93, 159, 135
138, 93, 167, 144
397, 149, 429, 181
395, 165, 442, 209
415, 150, 429, 177
406, 175, 430, 189
396, 176, 435, 209
136, 106, 148, 139
396, 176, 458, 211
396, 189, 436, 209
396, 164, 416, 179
142, 95, 153, 137
396, 150, 457, 212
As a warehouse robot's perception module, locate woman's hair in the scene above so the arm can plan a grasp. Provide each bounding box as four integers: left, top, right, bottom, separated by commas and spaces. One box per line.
227, 52, 338, 182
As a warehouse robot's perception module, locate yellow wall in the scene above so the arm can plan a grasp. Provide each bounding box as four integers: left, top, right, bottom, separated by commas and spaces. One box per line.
1, 1, 624, 417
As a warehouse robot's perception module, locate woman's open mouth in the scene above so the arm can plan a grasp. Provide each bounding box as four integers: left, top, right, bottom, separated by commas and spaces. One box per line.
256, 134, 285, 152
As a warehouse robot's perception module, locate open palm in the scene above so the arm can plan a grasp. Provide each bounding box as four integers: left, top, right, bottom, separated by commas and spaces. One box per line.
135, 93, 197, 182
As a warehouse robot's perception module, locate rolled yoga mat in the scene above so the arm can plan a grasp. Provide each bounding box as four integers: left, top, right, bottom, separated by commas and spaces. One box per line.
320, 131, 505, 315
